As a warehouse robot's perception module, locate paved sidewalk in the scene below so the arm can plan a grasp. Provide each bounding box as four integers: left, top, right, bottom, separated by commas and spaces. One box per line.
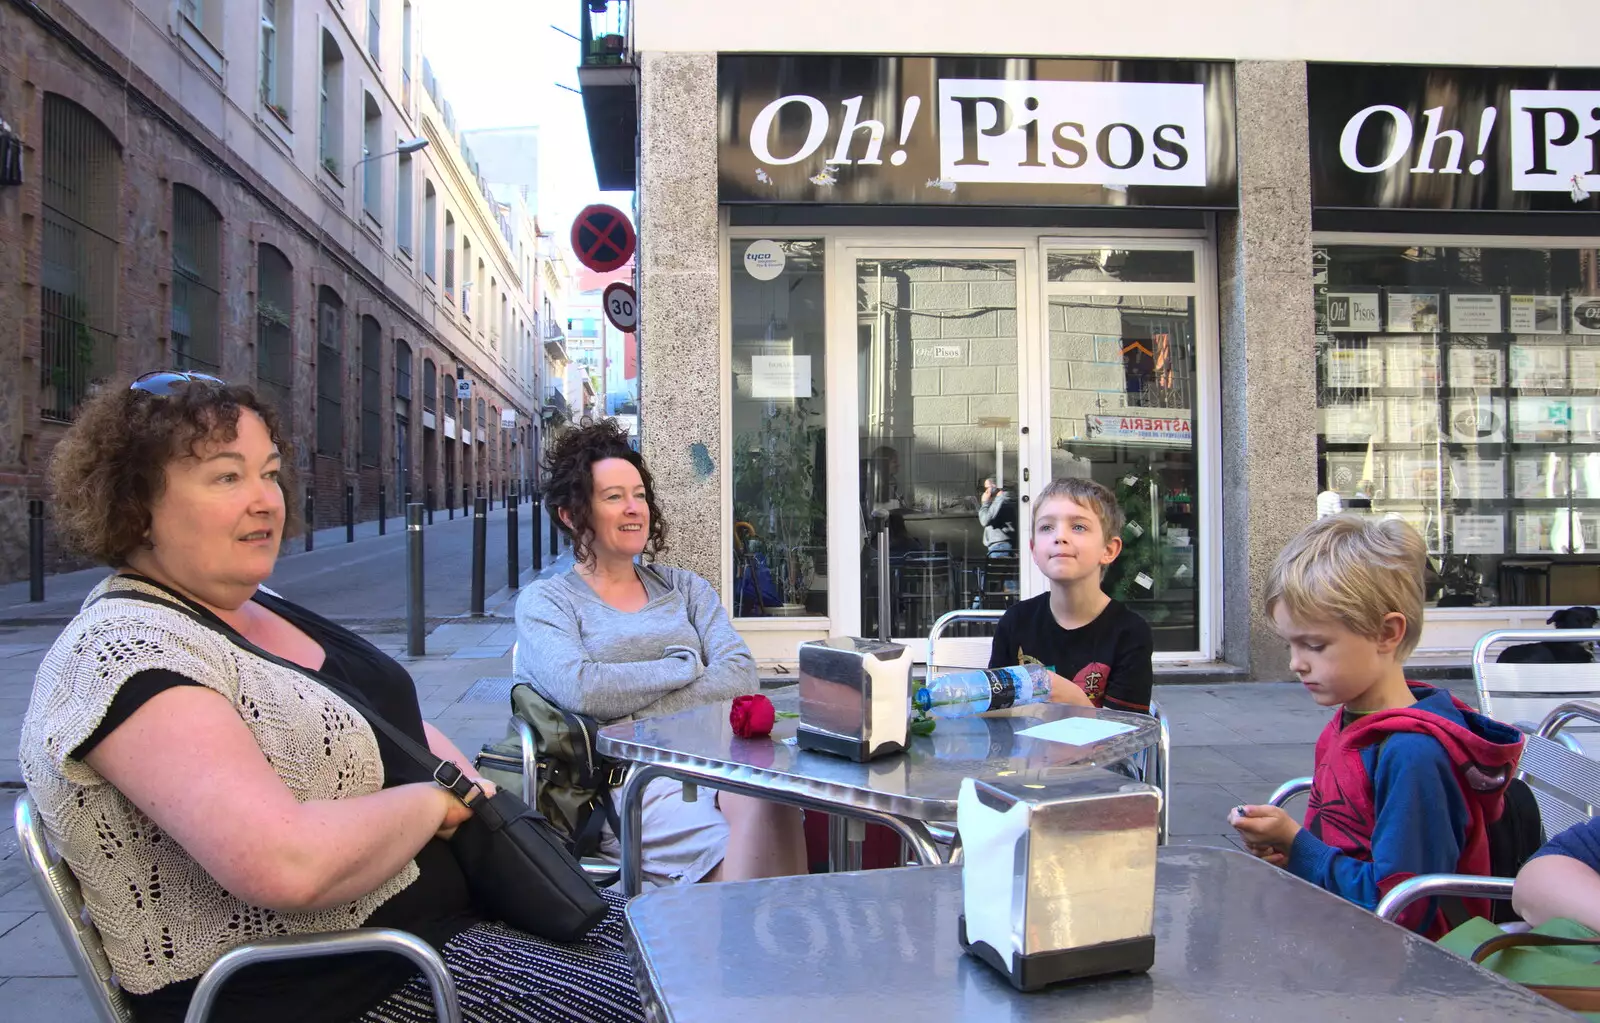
0, 596, 1477, 1016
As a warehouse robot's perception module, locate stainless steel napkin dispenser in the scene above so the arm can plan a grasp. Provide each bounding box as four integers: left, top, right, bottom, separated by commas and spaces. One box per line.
957, 770, 1160, 991
795, 637, 912, 762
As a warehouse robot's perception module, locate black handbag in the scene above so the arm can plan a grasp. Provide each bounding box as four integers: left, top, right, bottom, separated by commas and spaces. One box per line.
93, 586, 611, 942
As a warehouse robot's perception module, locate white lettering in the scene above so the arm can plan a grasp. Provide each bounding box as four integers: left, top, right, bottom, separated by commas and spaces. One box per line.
1411, 106, 1465, 175
827, 96, 886, 166
1339, 105, 1414, 173
750, 95, 830, 166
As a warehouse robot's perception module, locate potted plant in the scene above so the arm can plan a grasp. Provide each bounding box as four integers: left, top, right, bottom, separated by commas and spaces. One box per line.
734, 394, 823, 614
321, 155, 340, 178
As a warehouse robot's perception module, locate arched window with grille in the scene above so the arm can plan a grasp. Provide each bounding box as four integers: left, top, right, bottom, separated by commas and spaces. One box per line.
172, 185, 222, 374
360, 316, 383, 466
422, 357, 437, 416
256, 244, 294, 417
40, 94, 121, 422
316, 287, 344, 454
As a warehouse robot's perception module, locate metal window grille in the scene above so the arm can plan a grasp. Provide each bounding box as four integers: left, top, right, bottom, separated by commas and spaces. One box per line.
317, 288, 344, 454
40, 94, 120, 422
256, 244, 294, 420
477, 398, 485, 427
422, 358, 436, 413
171, 185, 221, 375
361, 316, 382, 465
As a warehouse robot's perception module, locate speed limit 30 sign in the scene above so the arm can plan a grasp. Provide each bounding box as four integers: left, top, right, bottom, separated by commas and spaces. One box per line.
602, 282, 638, 332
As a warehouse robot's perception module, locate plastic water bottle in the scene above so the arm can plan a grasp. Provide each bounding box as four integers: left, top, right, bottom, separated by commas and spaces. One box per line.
912, 664, 1053, 719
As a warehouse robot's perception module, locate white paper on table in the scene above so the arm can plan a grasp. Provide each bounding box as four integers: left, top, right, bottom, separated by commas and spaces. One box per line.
959, 778, 1027, 964
1017, 717, 1138, 746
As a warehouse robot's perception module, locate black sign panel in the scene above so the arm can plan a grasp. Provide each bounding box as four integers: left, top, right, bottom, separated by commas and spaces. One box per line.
718, 55, 1238, 208
1309, 63, 1600, 212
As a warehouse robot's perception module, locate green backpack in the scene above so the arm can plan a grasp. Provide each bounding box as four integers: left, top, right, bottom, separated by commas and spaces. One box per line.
475, 682, 628, 861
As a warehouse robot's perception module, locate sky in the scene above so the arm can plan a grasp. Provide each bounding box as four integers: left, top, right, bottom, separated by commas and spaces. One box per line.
419, 0, 635, 251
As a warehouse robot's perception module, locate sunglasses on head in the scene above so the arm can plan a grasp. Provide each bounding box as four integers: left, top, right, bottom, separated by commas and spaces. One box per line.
130, 370, 228, 396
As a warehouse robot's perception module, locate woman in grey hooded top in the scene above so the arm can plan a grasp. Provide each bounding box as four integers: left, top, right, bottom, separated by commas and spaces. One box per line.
515, 419, 807, 886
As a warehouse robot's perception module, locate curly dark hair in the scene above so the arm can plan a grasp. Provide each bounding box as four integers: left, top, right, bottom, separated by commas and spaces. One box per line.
543, 417, 667, 565
49, 376, 299, 566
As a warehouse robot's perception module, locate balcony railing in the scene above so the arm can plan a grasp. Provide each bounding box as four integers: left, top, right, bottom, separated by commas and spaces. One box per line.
579, 0, 631, 68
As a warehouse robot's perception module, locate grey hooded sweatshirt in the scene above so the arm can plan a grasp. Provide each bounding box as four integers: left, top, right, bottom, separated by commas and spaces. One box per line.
513, 563, 758, 723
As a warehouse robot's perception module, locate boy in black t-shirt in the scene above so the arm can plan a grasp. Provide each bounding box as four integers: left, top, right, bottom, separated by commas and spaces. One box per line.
987, 477, 1155, 713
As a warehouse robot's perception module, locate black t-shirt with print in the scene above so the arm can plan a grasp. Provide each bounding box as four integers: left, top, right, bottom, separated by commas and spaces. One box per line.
987, 594, 1155, 713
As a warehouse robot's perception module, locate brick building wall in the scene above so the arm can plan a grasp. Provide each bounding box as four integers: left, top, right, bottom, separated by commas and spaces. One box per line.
0, 3, 531, 580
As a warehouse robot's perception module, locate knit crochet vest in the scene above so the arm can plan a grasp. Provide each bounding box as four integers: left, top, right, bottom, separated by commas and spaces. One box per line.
18, 575, 418, 994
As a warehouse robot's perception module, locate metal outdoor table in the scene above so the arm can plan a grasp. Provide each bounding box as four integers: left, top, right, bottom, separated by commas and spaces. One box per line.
624, 846, 1577, 1023
596, 688, 1159, 895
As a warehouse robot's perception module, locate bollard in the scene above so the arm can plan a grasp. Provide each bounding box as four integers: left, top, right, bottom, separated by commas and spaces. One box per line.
462, 484, 469, 514
407, 503, 426, 656
28, 499, 44, 602
305, 491, 315, 552
404, 487, 413, 510
507, 492, 519, 591
530, 489, 543, 573
345, 485, 355, 544
379, 485, 387, 536
471, 497, 488, 616
447, 484, 454, 520
426, 486, 434, 526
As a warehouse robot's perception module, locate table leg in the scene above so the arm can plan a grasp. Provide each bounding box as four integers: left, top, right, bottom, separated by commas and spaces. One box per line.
619, 764, 669, 896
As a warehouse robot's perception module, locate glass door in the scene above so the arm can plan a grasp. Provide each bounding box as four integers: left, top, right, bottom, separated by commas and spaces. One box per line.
1038, 243, 1209, 654
850, 252, 1028, 641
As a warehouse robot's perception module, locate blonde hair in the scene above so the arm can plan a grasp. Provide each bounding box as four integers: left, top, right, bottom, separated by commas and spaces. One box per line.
1265, 515, 1426, 659
1033, 477, 1125, 541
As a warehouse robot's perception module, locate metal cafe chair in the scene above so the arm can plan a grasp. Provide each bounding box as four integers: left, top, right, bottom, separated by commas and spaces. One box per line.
925, 609, 1174, 845
14, 793, 461, 1023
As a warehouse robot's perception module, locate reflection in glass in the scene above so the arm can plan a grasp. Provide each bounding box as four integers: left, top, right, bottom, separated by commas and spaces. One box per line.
730, 240, 827, 618
1314, 244, 1600, 608
857, 258, 1022, 639
1047, 248, 1195, 284
1047, 291, 1200, 652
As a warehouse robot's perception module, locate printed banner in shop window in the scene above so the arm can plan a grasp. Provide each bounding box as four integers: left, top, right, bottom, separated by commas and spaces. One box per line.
718, 55, 1238, 207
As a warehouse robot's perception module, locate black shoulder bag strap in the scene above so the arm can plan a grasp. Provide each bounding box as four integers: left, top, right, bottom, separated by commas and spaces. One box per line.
89, 587, 482, 804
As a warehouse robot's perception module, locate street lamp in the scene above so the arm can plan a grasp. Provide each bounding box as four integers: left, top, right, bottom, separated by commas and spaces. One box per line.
354, 136, 429, 169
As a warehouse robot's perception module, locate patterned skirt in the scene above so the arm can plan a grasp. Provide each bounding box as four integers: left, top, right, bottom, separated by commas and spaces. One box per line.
361, 890, 643, 1023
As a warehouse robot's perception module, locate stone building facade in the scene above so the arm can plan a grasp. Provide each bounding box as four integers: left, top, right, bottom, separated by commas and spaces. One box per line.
0, 0, 548, 583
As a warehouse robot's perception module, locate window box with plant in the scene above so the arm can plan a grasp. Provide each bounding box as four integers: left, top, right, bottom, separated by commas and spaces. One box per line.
322, 155, 342, 179
265, 100, 291, 125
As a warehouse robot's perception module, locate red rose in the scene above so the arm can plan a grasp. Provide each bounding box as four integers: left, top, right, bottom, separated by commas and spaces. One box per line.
730, 694, 776, 738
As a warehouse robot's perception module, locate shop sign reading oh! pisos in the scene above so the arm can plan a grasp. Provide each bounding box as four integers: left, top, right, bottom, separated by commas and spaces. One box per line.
717, 56, 1239, 208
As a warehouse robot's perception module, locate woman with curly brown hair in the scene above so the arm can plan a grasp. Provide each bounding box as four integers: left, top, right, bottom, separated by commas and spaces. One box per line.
514, 418, 807, 886
20, 373, 643, 1023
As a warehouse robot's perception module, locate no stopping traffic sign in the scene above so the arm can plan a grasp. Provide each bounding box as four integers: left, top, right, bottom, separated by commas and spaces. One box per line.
603, 282, 638, 332
571, 204, 636, 273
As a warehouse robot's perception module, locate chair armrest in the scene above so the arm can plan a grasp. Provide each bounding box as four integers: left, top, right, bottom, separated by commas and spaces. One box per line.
1539, 700, 1600, 742
1267, 777, 1314, 808
184, 929, 460, 1023
1373, 874, 1516, 924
